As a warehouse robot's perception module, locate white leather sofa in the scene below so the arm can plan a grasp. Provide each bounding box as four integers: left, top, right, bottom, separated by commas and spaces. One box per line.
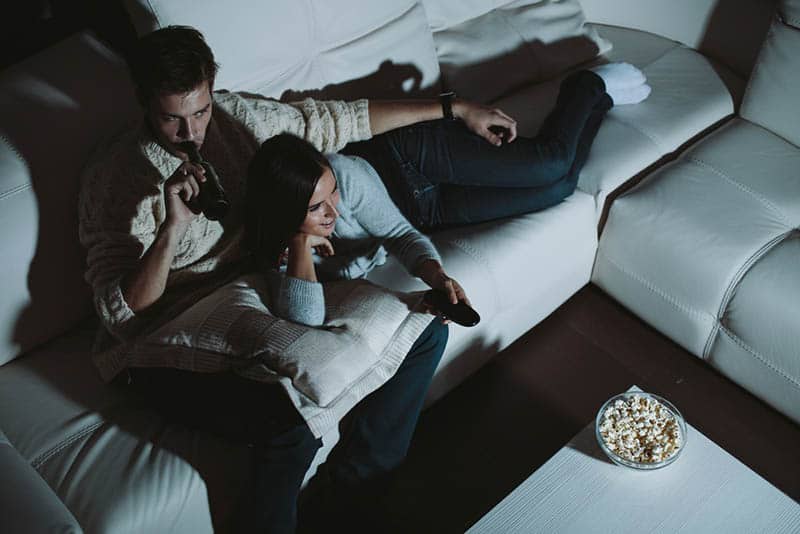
0, 0, 794, 532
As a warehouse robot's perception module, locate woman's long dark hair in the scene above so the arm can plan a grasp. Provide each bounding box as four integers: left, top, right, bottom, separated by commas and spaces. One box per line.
245, 133, 331, 270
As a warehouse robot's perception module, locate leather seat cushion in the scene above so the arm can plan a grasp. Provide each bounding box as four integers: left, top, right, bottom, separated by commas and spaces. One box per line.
491, 24, 742, 221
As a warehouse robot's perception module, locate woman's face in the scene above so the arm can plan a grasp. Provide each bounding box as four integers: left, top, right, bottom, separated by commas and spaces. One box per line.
298, 166, 340, 237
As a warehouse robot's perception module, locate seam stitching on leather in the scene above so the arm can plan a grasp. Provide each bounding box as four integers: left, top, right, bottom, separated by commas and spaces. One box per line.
446, 237, 491, 271
32, 421, 105, 469
704, 231, 792, 358
718, 324, 800, 389
685, 156, 792, 226
597, 249, 708, 320
444, 236, 500, 309
643, 42, 685, 69
609, 116, 665, 152
0, 182, 32, 201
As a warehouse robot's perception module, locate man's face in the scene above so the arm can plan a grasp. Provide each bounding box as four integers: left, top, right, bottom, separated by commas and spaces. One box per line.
146, 80, 213, 159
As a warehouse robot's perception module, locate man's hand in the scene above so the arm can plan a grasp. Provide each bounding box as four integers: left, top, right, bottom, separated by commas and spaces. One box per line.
163, 161, 206, 231
453, 100, 518, 147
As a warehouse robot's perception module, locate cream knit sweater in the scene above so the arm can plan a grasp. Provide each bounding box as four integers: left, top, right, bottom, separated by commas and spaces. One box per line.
78, 92, 371, 345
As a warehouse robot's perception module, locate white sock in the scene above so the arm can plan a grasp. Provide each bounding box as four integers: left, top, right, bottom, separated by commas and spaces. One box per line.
590, 62, 646, 92
608, 83, 652, 106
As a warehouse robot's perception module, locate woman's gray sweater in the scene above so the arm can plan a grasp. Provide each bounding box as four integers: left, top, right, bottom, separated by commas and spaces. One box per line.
268, 153, 441, 326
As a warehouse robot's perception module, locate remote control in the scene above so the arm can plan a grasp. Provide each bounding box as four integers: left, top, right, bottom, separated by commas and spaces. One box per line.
423, 290, 481, 327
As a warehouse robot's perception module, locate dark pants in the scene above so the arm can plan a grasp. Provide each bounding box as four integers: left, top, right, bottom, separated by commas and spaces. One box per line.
344, 70, 612, 229
127, 318, 448, 533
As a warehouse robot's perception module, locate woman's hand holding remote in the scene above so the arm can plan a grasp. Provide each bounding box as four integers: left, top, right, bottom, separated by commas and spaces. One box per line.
415, 259, 472, 323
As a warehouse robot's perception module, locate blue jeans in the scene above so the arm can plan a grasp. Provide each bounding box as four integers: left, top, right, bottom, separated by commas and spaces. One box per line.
343, 70, 612, 229
128, 318, 448, 533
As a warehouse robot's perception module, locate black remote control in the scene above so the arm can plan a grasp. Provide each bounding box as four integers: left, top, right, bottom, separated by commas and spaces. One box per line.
423, 290, 481, 327
488, 125, 510, 144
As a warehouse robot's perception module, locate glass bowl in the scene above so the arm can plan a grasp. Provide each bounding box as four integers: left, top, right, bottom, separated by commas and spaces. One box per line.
595, 391, 687, 470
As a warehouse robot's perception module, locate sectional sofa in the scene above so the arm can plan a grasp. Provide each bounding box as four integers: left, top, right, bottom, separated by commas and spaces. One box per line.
1, 0, 797, 532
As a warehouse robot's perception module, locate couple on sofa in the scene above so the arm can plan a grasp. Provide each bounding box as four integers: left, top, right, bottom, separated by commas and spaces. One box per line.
78, 25, 649, 533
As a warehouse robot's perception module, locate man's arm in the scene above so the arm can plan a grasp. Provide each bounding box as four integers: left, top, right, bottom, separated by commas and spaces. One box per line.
368, 98, 519, 146
121, 224, 184, 311
122, 160, 206, 312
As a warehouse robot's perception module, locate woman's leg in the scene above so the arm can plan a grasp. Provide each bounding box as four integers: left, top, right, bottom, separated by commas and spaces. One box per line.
299, 319, 448, 532
127, 367, 321, 534
326, 319, 448, 488
437, 94, 612, 225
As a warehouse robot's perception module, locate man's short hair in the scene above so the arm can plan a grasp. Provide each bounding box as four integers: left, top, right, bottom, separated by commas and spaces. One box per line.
129, 25, 219, 105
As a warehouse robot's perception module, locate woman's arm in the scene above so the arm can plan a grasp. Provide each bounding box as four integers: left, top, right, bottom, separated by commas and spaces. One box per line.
266, 233, 334, 327
342, 156, 441, 272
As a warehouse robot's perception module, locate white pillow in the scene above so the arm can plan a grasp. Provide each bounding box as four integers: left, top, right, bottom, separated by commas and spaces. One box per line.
103, 275, 433, 437
431, 0, 612, 103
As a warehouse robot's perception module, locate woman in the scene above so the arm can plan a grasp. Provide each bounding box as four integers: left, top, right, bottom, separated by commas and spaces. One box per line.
245, 132, 471, 326
244, 133, 469, 532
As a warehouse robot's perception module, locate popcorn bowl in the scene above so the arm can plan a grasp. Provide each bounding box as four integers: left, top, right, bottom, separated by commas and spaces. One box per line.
595, 391, 687, 470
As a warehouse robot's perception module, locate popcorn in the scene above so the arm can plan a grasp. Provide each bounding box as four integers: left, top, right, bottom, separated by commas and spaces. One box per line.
598, 395, 682, 464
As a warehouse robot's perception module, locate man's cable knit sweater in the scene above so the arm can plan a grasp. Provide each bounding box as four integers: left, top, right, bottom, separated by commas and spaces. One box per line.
78, 92, 371, 345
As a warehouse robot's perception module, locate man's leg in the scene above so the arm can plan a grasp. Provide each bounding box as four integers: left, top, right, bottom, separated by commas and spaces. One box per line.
436, 94, 612, 224
357, 70, 606, 187
128, 368, 321, 534
345, 71, 608, 227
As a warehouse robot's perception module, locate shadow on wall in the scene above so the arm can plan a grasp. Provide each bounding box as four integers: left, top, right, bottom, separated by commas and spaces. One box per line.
3, 36, 138, 361
276, 60, 435, 102
697, 0, 776, 82
436, 34, 602, 104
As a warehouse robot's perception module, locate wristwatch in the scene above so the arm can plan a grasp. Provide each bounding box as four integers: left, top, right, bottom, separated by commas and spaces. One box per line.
439, 91, 456, 120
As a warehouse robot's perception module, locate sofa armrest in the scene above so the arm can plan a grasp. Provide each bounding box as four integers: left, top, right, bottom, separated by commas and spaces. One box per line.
0, 431, 82, 533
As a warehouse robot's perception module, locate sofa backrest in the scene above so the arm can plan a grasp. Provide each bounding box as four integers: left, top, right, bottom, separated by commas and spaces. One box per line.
740, 0, 800, 147
122, 0, 442, 100
0, 33, 138, 366
578, 0, 776, 80
423, 0, 612, 103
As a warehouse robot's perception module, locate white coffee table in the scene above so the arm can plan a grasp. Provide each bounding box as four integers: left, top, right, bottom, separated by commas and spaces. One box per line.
468, 386, 800, 534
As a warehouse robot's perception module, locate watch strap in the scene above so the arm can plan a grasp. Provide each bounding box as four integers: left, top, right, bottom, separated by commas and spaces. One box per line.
439, 91, 456, 120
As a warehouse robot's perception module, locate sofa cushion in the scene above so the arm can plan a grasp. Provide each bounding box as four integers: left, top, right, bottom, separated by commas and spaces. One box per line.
0, 429, 82, 534
780, 0, 800, 27
0, 33, 139, 366
741, 16, 800, 147
490, 24, 740, 221
429, 0, 612, 103
0, 321, 226, 532
579, 0, 776, 81
368, 190, 597, 403
712, 235, 800, 424
592, 118, 800, 425
123, 0, 441, 99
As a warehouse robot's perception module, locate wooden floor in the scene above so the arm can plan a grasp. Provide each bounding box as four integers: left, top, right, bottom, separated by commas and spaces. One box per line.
377, 284, 800, 533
